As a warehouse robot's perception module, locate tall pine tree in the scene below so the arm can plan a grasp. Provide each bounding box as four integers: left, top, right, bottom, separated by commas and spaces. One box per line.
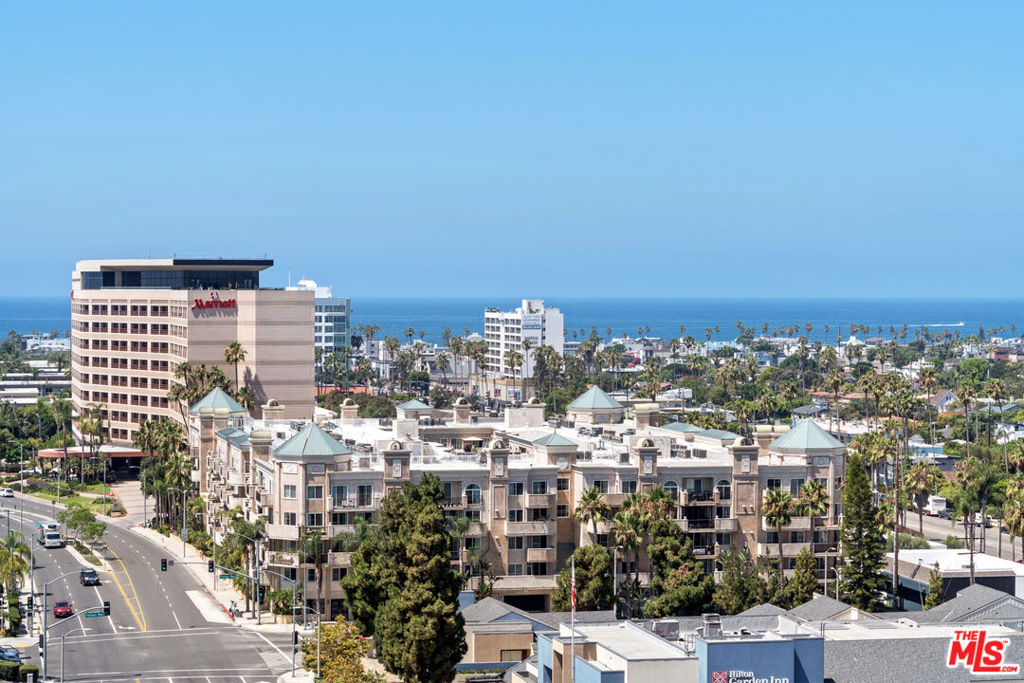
342, 475, 466, 683
552, 544, 614, 612
642, 517, 714, 617
839, 451, 886, 611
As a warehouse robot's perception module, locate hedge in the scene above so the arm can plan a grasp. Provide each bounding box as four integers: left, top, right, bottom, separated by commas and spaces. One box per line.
18, 665, 37, 681
0, 661, 18, 681
5, 607, 20, 637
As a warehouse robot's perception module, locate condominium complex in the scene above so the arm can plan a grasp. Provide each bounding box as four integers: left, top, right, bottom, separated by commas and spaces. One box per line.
285, 278, 351, 354
192, 384, 846, 619
70, 258, 315, 443
484, 300, 564, 380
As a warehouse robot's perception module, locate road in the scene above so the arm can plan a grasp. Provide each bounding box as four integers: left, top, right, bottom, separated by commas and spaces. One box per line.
2, 493, 293, 682
914, 511, 1023, 561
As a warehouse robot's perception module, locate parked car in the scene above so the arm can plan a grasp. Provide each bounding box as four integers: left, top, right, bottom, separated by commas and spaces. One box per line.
53, 601, 72, 618
0, 647, 20, 663
80, 568, 99, 586
938, 509, 953, 520
0, 489, 14, 498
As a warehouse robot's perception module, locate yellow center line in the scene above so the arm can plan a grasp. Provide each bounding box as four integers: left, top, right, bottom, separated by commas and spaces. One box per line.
102, 543, 147, 632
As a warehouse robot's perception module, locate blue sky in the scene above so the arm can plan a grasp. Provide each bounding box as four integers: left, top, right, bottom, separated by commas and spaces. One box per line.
3, 3, 1023, 297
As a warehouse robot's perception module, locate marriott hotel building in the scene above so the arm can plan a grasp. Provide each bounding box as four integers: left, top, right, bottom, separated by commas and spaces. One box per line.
71, 258, 315, 443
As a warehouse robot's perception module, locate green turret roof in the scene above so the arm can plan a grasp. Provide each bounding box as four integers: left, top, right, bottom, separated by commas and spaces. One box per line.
533, 432, 577, 448
189, 387, 247, 415
662, 422, 703, 434
216, 427, 251, 448
273, 422, 352, 457
567, 386, 623, 411
396, 399, 430, 410
769, 419, 844, 451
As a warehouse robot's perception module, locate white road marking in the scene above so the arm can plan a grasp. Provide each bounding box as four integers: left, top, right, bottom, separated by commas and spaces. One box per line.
185, 590, 231, 624
250, 629, 292, 665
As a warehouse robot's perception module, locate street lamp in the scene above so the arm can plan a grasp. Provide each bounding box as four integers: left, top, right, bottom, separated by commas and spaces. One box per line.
824, 546, 837, 598
60, 627, 92, 683
262, 567, 298, 677
168, 486, 188, 557
225, 529, 261, 624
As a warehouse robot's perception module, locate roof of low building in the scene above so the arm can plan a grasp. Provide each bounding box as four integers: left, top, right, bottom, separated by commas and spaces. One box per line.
189, 387, 247, 415
396, 399, 430, 410
272, 422, 352, 457
533, 432, 577, 448
661, 422, 704, 434
787, 593, 855, 621
216, 427, 250, 448
769, 419, 844, 451
567, 386, 624, 411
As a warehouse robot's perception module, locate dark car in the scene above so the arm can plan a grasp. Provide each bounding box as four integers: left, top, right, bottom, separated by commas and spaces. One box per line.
80, 568, 99, 586
938, 509, 953, 520
53, 601, 72, 618
0, 647, 20, 663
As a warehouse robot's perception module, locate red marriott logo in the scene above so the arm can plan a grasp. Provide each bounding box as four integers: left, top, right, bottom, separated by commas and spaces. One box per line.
192, 292, 237, 312
948, 629, 1019, 674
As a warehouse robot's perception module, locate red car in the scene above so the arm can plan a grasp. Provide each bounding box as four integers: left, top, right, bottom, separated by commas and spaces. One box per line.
52, 601, 72, 618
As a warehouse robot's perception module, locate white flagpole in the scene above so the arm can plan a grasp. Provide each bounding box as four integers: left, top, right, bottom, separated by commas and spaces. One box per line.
571, 556, 576, 683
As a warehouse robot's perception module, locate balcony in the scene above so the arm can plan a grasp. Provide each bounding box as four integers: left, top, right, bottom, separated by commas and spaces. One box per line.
681, 490, 718, 506
464, 522, 488, 538
673, 518, 689, 532
440, 498, 466, 511
227, 471, 245, 487
190, 470, 201, 483
761, 516, 811, 532
714, 517, 740, 533
328, 551, 352, 567
603, 492, 626, 507
330, 524, 356, 536
693, 544, 719, 558
256, 490, 271, 507
526, 547, 556, 564
265, 524, 300, 541
524, 492, 555, 508
684, 518, 715, 531
757, 542, 811, 558
505, 520, 556, 536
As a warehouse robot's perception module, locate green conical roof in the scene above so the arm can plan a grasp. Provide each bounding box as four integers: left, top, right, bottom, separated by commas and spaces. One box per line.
567, 386, 623, 410
769, 419, 843, 452
189, 387, 247, 415
662, 422, 703, 434
273, 422, 352, 457
396, 399, 430, 410
533, 432, 577, 447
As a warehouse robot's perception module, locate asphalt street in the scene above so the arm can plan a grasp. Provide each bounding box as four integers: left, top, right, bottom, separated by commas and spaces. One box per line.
1, 493, 293, 682
917, 512, 1024, 561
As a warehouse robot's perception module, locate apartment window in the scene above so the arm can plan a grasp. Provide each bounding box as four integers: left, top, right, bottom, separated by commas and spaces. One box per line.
790, 531, 806, 544
507, 564, 524, 576
465, 484, 481, 505
814, 477, 828, 489
527, 563, 548, 576
557, 505, 569, 518
357, 485, 373, 506
307, 513, 323, 527
529, 508, 548, 522
716, 479, 731, 501
283, 512, 297, 526
306, 485, 323, 500
715, 533, 731, 547
531, 480, 548, 495
814, 530, 829, 544
766, 478, 781, 491
508, 482, 524, 496
596, 534, 609, 547
465, 510, 481, 521
592, 480, 609, 494
619, 560, 636, 575
766, 531, 779, 544
508, 509, 524, 522
716, 505, 731, 519
464, 537, 481, 550
529, 535, 547, 549
331, 485, 348, 502
508, 536, 524, 550
557, 477, 570, 491
307, 569, 316, 582
621, 480, 637, 494
442, 482, 454, 502
789, 478, 805, 497
331, 568, 346, 582
283, 485, 296, 499
283, 568, 296, 581
331, 512, 348, 525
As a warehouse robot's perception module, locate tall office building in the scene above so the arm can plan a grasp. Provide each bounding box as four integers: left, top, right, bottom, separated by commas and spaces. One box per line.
286, 278, 351, 354
71, 258, 315, 443
484, 299, 564, 379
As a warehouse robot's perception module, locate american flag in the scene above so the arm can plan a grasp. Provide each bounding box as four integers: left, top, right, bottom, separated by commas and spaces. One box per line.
571, 557, 576, 611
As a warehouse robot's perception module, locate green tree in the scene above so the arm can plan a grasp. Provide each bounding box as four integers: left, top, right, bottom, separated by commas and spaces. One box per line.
839, 452, 886, 611
785, 547, 819, 608
762, 488, 794, 588
342, 475, 466, 683
552, 545, 614, 612
924, 563, 946, 610
642, 518, 714, 618
224, 341, 246, 393
302, 620, 385, 683
713, 547, 766, 615
573, 487, 610, 540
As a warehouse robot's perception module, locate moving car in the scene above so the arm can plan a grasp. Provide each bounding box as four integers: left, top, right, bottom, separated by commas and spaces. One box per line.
0, 647, 20, 663
80, 568, 99, 586
52, 601, 72, 618
0, 489, 13, 498
938, 508, 953, 520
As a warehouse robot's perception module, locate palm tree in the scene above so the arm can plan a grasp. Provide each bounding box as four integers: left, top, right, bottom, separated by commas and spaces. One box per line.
301, 528, 326, 618
959, 383, 978, 458
797, 480, 829, 555
762, 488, 794, 587
224, 342, 247, 393
436, 352, 450, 387
520, 338, 533, 400
573, 487, 611, 541
505, 349, 523, 403
986, 378, 1008, 468
919, 367, 939, 447
905, 461, 941, 535
613, 507, 644, 617
230, 517, 266, 613
825, 370, 844, 434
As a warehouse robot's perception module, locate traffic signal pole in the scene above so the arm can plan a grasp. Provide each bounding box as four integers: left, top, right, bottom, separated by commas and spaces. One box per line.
41, 571, 87, 681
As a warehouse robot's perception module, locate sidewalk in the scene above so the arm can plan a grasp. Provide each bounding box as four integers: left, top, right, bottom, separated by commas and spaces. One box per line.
109, 481, 147, 527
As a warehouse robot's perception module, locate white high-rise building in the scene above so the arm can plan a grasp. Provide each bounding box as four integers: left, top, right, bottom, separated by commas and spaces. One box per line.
484, 299, 564, 379
287, 278, 351, 354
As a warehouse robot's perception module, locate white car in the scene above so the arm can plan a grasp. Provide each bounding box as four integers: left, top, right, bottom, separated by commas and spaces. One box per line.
0, 489, 14, 498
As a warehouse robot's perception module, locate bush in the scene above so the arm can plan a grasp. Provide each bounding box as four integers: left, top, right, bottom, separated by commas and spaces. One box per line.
18, 665, 36, 682
0, 661, 18, 681
945, 535, 966, 549
888, 532, 931, 551
5, 606, 20, 637
189, 530, 212, 556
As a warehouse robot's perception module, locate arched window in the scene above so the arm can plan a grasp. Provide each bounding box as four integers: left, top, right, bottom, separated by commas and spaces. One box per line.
716, 479, 731, 501
465, 483, 481, 505
662, 480, 679, 502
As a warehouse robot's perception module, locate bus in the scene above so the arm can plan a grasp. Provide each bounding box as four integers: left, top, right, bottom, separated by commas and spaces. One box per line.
36, 520, 62, 548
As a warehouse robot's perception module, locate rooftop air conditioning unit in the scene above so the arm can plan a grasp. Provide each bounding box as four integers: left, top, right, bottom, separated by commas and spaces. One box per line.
652, 619, 680, 640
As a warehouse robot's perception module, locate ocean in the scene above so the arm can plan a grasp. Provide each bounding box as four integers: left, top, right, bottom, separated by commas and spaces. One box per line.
3, 296, 1023, 345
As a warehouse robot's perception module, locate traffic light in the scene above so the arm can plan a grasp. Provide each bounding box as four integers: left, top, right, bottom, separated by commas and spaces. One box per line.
26, 595, 32, 609
208, 560, 214, 573
103, 600, 110, 616
258, 585, 266, 602
293, 631, 299, 645
160, 558, 167, 572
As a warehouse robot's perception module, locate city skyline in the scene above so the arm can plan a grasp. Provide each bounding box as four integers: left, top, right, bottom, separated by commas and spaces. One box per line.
4, 4, 1024, 298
